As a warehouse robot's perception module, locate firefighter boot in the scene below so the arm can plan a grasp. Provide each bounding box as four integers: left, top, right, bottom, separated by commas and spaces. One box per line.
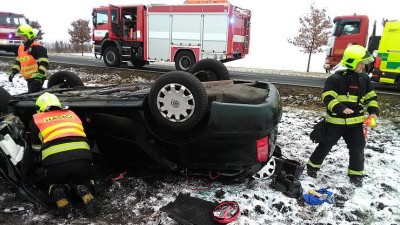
76, 184, 96, 217
306, 164, 318, 178
349, 175, 363, 187
52, 186, 73, 219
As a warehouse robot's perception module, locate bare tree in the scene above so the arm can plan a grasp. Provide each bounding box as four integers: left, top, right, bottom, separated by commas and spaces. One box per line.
288, 3, 332, 72
29, 20, 44, 40
68, 19, 91, 56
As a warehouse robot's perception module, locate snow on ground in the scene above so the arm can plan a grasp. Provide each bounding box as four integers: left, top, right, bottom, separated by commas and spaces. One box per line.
0, 68, 400, 224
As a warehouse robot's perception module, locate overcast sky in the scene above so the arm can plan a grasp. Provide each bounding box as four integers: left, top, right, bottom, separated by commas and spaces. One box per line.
2, 0, 398, 72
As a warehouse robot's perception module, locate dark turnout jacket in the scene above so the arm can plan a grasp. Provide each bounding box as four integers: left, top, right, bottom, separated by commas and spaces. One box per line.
322, 69, 379, 125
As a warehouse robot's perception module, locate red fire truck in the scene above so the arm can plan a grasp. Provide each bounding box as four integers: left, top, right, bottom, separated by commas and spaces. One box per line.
92, 0, 251, 71
0, 11, 29, 55
324, 15, 371, 72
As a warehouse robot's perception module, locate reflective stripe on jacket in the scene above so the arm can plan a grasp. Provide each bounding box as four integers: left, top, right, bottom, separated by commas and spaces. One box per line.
33, 109, 86, 143
42, 141, 90, 160
322, 70, 379, 125
18, 41, 40, 79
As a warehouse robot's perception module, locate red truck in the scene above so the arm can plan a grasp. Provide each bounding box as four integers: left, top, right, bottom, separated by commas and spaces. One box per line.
0, 11, 29, 55
92, 0, 251, 71
324, 14, 400, 89
324, 15, 373, 72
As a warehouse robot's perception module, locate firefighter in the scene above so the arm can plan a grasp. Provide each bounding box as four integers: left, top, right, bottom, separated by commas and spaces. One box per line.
8, 24, 49, 93
306, 45, 379, 187
31, 92, 96, 217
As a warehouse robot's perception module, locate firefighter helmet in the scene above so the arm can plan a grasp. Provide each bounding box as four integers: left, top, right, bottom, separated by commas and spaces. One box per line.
340, 45, 374, 70
16, 24, 37, 40
35, 92, 62, 113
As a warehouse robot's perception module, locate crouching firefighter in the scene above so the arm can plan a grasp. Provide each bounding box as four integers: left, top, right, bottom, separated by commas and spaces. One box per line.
30, 92, 96, 217
306, 45, 379, 187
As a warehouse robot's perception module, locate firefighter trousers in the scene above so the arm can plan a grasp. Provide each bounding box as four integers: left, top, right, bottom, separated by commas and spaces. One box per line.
27, 78, 45, 93
309, 123, 366, 173
45, 159, 95, 194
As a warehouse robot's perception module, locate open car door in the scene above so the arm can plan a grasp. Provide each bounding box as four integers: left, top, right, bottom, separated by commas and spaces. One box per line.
0, 114, 50, 210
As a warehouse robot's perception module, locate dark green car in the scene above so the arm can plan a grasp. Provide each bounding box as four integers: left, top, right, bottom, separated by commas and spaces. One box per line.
0, 59, 282, 208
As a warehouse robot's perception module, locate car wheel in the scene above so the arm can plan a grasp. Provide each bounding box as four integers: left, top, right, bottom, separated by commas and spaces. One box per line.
175, 51, 196, 71
130, 58, 147, 68
189, 58, 230, 81
103, 46, 121, 67
0, 87, 12, 114
47, 71, 84, 88
149, 71, 208, 130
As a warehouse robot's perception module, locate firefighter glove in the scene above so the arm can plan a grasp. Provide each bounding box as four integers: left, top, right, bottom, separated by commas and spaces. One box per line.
8, 72, 15, 82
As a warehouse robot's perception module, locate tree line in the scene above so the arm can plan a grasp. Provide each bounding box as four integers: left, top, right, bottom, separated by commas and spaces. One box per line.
30, 19, 91, 55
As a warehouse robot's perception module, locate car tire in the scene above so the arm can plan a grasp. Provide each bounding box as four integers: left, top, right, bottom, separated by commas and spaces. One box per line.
175, 51, 196, 71
149, 71, 208, 130
47, 71, 84, 88
0, 87, 12, 114
189, 58, 230, 81
103, 46, 121, 67
130, 58, 147, 68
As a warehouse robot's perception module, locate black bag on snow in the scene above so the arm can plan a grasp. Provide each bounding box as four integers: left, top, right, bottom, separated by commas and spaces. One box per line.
309, 118, 326, 143
270, 171, 303, 199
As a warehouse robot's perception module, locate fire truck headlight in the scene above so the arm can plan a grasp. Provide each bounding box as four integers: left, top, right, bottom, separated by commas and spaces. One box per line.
8, 33, 12, 39
230, 17, 235, 24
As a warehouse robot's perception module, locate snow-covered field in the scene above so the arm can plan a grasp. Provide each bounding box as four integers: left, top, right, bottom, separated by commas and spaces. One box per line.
0, 66, 399, 225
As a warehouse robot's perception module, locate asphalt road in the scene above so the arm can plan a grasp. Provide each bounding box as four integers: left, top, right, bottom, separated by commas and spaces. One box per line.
0, 51, 326, 87
0, 51, 398, 95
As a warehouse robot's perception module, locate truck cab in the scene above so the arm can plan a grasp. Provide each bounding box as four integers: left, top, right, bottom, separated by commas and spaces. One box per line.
324, 15, 369, 72
92, 5, 147, 68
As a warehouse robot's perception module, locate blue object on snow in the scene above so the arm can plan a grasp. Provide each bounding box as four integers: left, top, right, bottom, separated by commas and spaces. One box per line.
303, 188, 334, 205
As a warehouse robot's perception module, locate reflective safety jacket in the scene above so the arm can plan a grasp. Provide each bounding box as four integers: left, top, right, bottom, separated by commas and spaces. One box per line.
322, 70, 379, 125
12, 41, 49, 79
32, 109, 92, 166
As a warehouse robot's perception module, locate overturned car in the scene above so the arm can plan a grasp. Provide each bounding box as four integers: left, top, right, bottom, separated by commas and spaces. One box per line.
0, 59, 282, 208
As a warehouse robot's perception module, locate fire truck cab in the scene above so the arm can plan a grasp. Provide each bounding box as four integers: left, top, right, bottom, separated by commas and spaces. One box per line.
324, 15, 370, 72
0, 12, 29, 55
92, 0, 251, 71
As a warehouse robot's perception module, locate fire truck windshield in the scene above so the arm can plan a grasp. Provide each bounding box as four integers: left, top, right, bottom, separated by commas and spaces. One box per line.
0, 14, 28, 27
94, 10, 108, 26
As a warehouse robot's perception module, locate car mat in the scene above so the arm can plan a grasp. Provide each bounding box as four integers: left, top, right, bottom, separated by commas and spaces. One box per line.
160, 195, 220, 225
